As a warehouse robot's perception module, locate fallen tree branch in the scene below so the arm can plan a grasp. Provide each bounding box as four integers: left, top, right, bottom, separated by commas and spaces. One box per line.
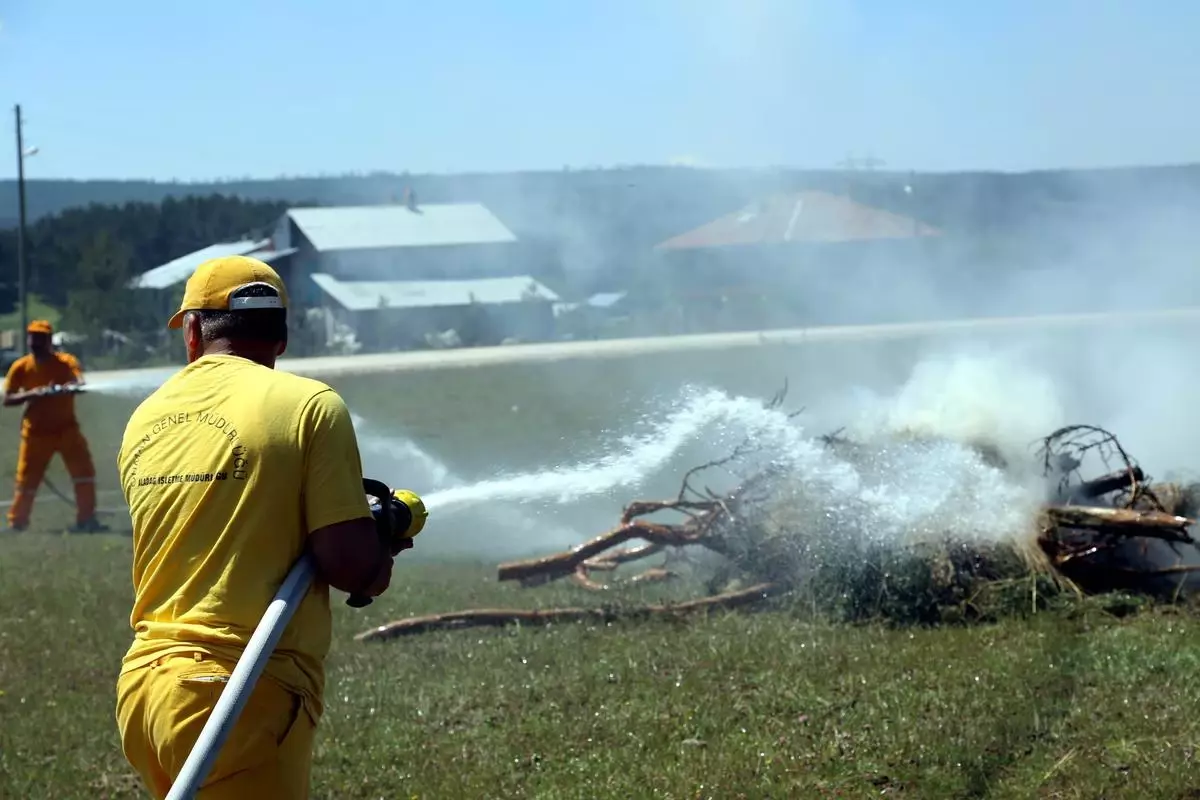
582, 542, 665, 571
500, 464, 783, 589
355, 582, 785, 642
570, 565, 680, 592
1044, 506, 1195, 543
572, 565, 607, 591
628, 567, 677, 584
498, 520, 725, 586
1074, 467, 1146, 501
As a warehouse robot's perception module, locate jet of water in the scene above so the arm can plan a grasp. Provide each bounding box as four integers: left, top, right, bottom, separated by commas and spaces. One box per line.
415, 385, 1046, 550
420, 388, 783, 512
351, 412, 454, 489
82, 368, 178, 397
348, 410, 587, 555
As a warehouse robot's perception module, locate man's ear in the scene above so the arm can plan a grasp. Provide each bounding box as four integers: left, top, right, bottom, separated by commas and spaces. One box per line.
184, 313, 203, 360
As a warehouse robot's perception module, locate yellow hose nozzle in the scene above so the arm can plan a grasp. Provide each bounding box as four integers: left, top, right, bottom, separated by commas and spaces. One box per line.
391, 489, 428, 538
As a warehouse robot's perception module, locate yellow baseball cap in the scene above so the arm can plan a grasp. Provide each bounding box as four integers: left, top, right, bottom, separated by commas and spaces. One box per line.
27, 320, 53, 335
168, 255, 290, 330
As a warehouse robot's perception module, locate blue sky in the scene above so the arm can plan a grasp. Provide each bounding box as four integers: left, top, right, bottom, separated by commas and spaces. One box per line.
1, 0, 1197, 181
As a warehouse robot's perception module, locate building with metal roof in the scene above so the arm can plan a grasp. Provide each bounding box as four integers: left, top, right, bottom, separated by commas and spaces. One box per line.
284, 203, 517, 252
134, 196, 524, 293
131, 194, 554, 352
268, 195, 532, 308
129, 239, 301, 327
651, 190, 947, 333
130, 239, 297, 290
311, 273, 559, 350
310, 274, 559, 311
552, 291, 628, 317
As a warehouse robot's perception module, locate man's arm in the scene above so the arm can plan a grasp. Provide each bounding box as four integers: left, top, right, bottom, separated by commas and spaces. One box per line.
2, 390, 37, 407
2, 361, 35, 407
62, 353, 84, 387
299, 389, 393, 599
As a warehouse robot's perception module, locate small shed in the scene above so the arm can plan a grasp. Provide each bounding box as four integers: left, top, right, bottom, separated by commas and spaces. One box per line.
309, 273, 560, 350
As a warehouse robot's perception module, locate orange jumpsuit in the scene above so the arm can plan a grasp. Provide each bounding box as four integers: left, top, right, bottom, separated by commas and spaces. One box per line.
4, 351, 97, 528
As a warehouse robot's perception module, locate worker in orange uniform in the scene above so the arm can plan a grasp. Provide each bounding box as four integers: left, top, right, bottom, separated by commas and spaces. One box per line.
3, 319, 109, 532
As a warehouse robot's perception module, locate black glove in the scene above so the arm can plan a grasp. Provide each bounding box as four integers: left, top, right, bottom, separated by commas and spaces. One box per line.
346, 479, 406, 608
363, 478, 403, 553
346, 479, 426, 608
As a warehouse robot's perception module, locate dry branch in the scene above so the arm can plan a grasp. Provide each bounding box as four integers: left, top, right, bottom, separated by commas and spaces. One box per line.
497, 412, 788, 588
571, 565, 679, 592
582, 543, 664, 571
1044, 506, 1195, 542
629, 567, 677, 584
498, 520, 725, 585
355, 582, 783, 642
1075, 467, 1146, 500
571, 566, 607, 591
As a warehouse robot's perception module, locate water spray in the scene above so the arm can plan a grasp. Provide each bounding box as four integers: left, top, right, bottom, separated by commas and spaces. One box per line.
79, 370, 178, 397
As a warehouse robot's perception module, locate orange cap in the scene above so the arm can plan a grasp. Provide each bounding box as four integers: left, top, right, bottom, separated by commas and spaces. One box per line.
168, 255, 289, 330
27, 320, 52, 335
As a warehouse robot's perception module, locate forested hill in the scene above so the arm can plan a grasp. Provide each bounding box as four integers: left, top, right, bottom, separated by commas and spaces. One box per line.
6, 163, 1200, 251
0, 195, 293, 354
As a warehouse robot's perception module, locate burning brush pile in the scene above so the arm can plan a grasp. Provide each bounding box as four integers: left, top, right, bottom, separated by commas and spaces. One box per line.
358, 390, 1200, 642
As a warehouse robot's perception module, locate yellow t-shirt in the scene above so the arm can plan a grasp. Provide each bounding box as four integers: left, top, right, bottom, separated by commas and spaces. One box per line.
116, 353, 373, 723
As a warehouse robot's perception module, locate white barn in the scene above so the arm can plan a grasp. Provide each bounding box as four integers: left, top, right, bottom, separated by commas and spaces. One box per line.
134, 196, 559, 351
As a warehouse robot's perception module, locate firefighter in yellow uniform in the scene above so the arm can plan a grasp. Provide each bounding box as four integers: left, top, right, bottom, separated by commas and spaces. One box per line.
115, 256, 400, 798
3, 319, 107, 532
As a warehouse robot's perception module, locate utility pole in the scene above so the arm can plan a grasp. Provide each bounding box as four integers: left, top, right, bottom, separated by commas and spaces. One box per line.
905, 170, 917, 237
14, 104, 28, 349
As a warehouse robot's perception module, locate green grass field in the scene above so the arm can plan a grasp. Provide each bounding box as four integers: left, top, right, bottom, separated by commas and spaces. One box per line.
4, 333, 1200, 798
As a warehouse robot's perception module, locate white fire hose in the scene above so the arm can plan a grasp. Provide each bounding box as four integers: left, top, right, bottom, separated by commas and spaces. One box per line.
164, 555, 316, 800
162, 481, 425, 798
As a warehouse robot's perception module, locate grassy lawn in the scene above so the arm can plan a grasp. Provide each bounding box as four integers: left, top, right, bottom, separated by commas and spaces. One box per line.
3, 334, 1200, 797
4, 533, 1200, 799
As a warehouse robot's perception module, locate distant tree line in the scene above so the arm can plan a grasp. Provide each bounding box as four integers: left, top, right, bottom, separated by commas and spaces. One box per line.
0, 194, 291, 363
8, 163, 1200, 241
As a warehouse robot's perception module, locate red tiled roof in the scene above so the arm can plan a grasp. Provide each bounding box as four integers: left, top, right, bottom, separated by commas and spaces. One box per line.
655, 191, 941, 250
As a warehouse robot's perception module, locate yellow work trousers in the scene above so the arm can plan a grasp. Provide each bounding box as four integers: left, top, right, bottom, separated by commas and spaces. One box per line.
116, 652, 316, 800
8, 425, 96, 527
